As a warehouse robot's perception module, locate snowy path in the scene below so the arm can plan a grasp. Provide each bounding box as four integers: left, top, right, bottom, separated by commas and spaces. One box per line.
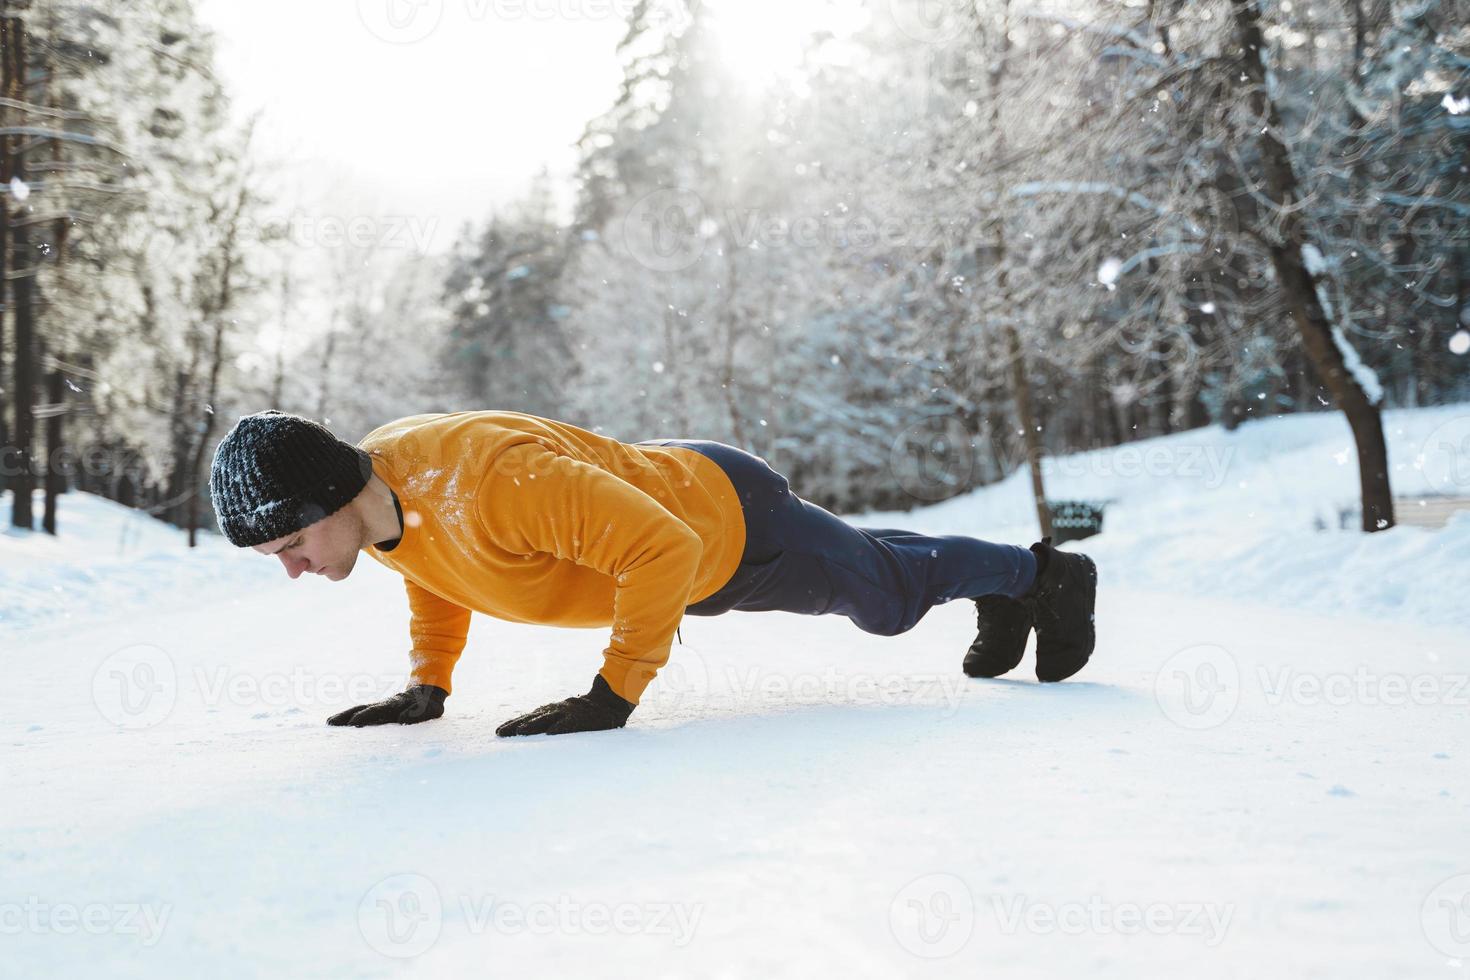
7, 555, 1468, 977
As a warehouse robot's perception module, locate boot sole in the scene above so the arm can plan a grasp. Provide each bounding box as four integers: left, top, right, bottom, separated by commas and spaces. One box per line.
1035, 554, 1097, 683
962, 597, 1032, 679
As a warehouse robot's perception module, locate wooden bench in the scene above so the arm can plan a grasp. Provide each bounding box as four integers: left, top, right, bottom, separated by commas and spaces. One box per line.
1332, 495, 1470, 530
1394, 495, 1470, 530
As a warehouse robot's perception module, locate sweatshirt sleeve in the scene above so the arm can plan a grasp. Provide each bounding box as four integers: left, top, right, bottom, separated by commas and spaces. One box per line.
403, 578, 473, 694
475, 442, 702, 705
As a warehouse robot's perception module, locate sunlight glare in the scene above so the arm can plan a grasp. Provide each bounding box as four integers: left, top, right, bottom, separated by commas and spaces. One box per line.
703, 0, 867, 86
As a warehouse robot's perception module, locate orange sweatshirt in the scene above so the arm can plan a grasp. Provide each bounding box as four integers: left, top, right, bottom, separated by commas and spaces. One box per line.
356, 411, 746, 705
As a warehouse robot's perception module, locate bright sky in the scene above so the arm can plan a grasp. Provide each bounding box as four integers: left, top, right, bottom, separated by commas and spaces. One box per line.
196, 0, 631, 253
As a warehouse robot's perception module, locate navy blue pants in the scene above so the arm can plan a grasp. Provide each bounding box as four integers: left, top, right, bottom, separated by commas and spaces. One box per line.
637, 439, 1038, 636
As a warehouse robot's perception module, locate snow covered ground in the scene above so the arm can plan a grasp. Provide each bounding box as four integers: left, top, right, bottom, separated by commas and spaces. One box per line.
4, 405, 1469, 977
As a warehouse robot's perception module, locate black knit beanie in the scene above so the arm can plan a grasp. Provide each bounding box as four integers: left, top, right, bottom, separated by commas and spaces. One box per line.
208, 409, 374, 548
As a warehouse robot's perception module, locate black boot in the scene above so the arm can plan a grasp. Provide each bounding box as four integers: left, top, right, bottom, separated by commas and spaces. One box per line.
1018, 536, 1097, 682
962, 595, 1033, 678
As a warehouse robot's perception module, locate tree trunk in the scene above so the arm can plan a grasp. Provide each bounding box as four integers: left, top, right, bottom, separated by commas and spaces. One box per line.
315, 311, 338, 422
269, 267, 291, 407
1006, 321, 1052, 538
41, 358, 63, 533
184, 181, 249, 546
3, 7, 34, 530
1231, 0, 1394, 532
164, 363, 193, 526
0, 230, 7, 504
982, 0, 1051, 538
719, 241, 747, 448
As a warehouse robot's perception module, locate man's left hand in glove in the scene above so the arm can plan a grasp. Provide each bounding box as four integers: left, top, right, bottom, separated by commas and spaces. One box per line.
327, 684, 448, 727
496, 674, 635, 737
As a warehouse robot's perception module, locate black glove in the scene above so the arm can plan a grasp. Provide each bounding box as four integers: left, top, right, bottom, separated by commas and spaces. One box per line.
327, 684, 448, 727
496, 675, 635, 737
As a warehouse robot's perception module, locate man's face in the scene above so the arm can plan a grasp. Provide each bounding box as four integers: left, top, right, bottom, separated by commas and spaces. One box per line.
252, 506, 366, 582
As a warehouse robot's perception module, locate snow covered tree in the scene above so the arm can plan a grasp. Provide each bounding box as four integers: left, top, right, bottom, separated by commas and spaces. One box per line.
1008, 0, 1467, 531
442, 174, 575, 418
0, 0, 270, 540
